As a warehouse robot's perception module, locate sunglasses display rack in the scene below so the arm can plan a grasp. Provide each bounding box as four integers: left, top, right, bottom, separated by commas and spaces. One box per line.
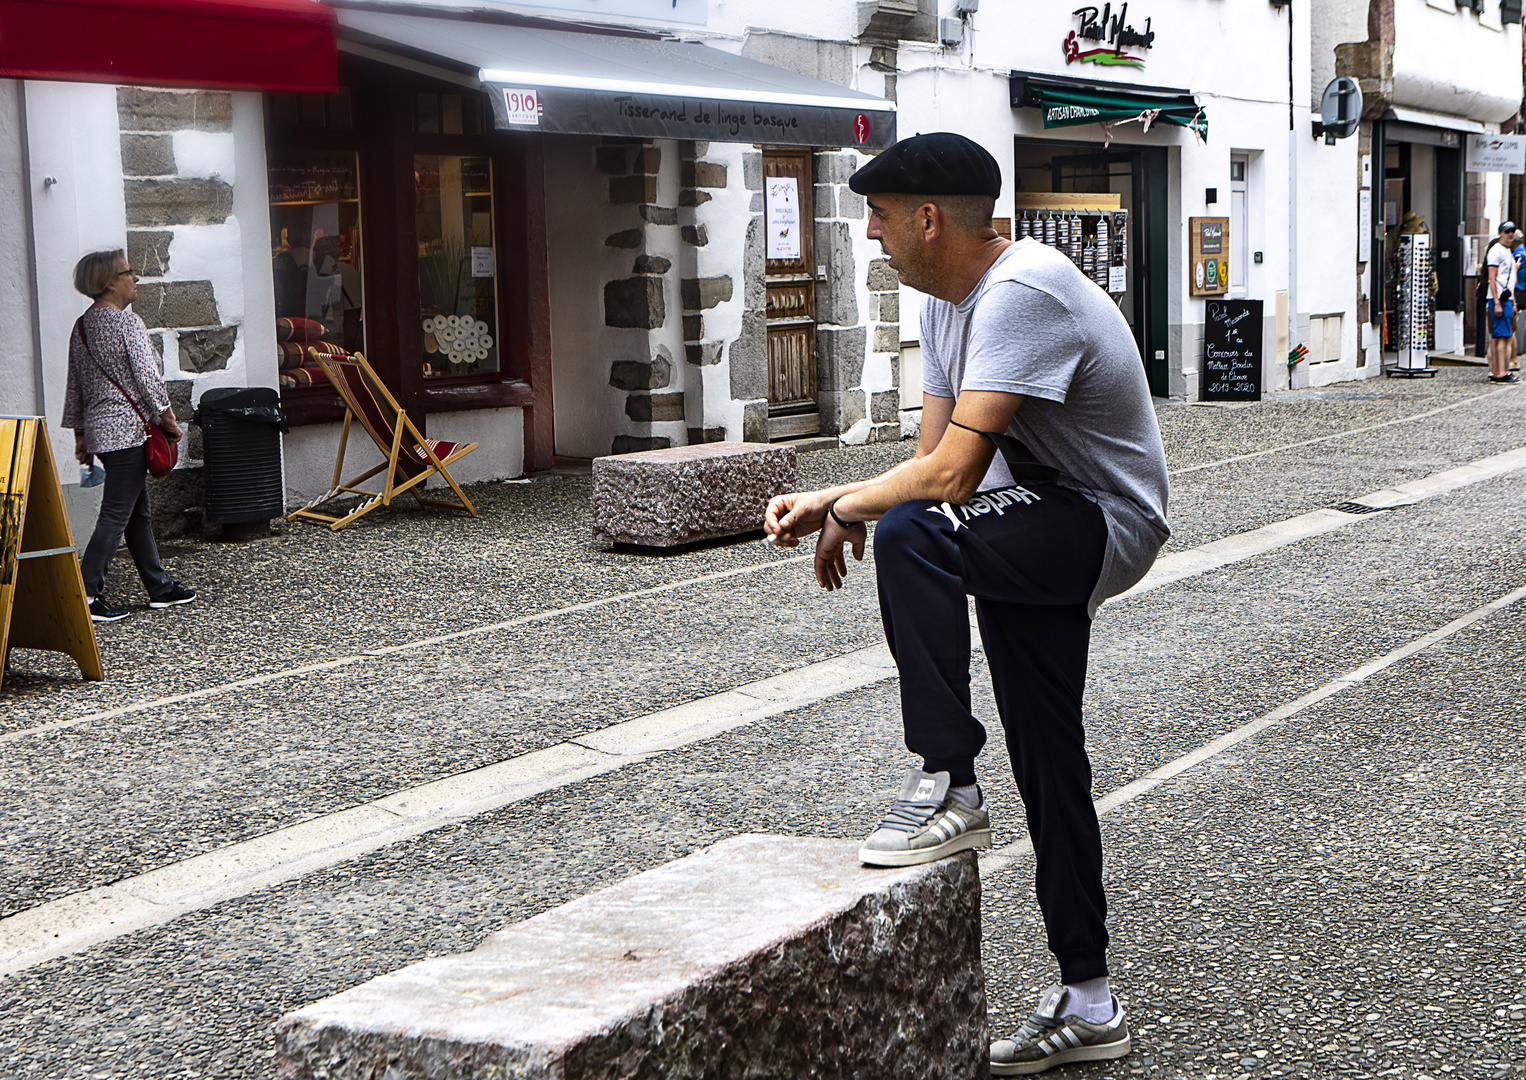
1394, 231, 1434, 372
1012, 198, 1129, 297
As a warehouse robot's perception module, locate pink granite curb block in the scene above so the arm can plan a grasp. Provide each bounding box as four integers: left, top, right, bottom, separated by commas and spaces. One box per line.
275, 835, 986, 1079
590, 442, 797, 547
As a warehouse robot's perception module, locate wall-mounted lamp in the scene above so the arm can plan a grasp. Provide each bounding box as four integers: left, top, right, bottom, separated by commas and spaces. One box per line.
1205, 187, 1218, 205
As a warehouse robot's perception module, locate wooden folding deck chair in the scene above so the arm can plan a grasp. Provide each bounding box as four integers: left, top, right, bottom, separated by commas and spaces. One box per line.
287, 350, 479, 531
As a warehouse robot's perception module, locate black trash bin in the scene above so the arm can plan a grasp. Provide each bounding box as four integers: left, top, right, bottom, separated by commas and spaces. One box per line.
193, 387, 289, 537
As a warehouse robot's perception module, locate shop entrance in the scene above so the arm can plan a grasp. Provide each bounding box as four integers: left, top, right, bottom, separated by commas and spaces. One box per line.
1014, 138, 1169, 395
1373, 125, 1465, 361
762, 148, 819, 439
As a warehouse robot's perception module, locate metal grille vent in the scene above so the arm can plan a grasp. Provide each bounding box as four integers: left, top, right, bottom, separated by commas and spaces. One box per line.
1331, 501, 1390, 515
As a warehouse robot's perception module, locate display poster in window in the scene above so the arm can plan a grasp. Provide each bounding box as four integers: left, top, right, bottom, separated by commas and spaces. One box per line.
471, 247, 494, 278
268, 160, 358, 204
766, 176, 802, 260
1201, 298, 1264, 402
1358, 189, 1372, 264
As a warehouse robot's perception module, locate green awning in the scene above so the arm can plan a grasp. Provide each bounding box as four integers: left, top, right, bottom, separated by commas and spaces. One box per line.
1010, 75, 1207, 141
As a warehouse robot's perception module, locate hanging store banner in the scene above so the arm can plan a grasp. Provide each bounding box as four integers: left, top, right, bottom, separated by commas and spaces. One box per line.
488, 86, 895, 148
1011, 77, 1206, 141
1465, 134, 1526, 174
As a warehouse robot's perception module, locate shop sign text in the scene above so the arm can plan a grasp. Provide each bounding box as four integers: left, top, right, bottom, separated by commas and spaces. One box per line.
1064, 3, 1154, 69
1465, 134, 1526, 175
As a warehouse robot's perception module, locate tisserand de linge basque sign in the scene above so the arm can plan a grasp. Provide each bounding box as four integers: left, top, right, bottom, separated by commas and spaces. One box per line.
1064, 3, 1155, 69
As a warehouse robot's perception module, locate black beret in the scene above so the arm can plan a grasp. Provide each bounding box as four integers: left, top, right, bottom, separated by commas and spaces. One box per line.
848, 132, 1001, 198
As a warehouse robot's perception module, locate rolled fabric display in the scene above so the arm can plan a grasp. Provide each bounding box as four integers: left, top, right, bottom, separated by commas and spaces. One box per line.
431, 315, 447, 331
447, 314, 460, 327
482, 335, 493, 349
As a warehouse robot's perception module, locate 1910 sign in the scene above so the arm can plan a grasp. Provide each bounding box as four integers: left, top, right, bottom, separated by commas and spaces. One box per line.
1201, 299, 1263, 401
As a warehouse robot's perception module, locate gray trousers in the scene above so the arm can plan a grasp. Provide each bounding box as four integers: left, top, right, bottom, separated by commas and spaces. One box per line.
80, 444, 172, 601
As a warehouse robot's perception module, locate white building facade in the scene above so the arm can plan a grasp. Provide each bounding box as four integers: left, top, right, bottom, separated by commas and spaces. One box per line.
1, 0, 1521, 538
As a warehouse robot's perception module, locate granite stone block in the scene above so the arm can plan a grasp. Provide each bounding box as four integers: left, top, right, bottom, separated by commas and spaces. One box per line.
866, 258, 899, 291
604, 277, 665, 329
605, 229, 643, 249
589, 443, 796, 546
120, 134, 174, 176
127, 230, 172, 278
609, 176, 657, 204
178, 327, 237, 373
125, 178, 232, 227
134, 281, 218, 330
275, 836, 985, 1079
639, 205, 678, 225
609, 353, 672, 391
681, 276, 733, 311
611, 435, 671, 454
595, 146, 629, 174
117, 88, 231, 133
624, 392, 685, 423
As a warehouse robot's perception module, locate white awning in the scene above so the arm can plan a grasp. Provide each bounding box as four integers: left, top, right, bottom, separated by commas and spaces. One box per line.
335, 7, 896, 147
1385, 107, 1488, 135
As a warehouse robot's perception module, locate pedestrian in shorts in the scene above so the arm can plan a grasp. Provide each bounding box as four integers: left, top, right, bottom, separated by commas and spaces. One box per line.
764, 133, 1170, 1076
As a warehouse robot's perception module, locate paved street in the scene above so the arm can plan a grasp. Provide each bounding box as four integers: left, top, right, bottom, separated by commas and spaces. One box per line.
2, 368, 1525, 1079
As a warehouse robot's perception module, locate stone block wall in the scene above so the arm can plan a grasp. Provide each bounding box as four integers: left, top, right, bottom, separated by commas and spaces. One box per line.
598, 138, 687, 456
814, 150, 901, 443
117, 87, 248, 476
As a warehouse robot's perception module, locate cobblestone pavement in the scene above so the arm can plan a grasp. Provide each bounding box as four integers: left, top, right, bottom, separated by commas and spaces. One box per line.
2, 368, 1524, 1078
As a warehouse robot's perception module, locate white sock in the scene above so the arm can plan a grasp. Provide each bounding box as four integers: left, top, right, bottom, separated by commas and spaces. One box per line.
1064, 976, 1114, 1023
948, 783, 982, 809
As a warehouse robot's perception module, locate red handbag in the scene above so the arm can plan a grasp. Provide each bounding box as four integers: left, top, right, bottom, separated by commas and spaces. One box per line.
76, 315, 179, 478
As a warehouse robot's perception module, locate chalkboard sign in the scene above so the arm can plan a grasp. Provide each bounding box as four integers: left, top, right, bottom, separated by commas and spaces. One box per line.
1201, 299, 1264, 401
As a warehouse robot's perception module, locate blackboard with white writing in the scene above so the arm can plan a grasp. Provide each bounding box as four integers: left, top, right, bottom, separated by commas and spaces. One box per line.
1201, 299, 1264, 401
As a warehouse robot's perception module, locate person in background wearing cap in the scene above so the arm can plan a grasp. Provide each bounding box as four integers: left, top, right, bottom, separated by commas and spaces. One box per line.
1484, 221, 1519, 383
764, 132, 1168, 1076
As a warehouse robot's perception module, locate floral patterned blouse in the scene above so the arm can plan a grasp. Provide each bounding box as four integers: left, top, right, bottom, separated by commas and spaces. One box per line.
62, 306, 172, 455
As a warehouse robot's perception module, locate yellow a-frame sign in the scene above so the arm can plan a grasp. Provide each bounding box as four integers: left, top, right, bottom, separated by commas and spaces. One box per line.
0, 416, 102, 689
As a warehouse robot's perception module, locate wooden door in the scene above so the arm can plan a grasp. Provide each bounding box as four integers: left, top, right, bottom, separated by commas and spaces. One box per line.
763, 149, 818, 439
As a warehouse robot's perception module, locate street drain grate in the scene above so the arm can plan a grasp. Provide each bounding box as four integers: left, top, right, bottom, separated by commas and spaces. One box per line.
1331, 501, 1391, 515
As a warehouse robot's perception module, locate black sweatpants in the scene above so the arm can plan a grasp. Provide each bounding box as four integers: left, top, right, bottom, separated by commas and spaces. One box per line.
80, 444, 173, 602
874, 484, 1110, 984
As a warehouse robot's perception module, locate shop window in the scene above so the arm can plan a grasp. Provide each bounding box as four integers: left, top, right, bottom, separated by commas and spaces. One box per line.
415, 155, 499, 378
415, 93, 485, 136
1229, 154, 1249, 295
268, 152, 366, 385
267, 89, 354, 132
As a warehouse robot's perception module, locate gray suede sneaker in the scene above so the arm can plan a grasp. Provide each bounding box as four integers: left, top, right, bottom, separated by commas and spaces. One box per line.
858, 769, 991, 867
989, 984, 1131, 1076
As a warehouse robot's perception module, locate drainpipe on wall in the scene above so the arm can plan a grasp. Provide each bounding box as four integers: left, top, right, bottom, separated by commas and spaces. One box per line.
16, 83, 46, 417
1286, 0, 1300, 388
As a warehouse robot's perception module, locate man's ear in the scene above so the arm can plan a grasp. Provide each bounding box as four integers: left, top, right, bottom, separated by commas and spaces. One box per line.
919, 201, 943, 243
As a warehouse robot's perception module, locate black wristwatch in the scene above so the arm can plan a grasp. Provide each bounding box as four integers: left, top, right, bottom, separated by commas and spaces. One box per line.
827, 497, 862, 530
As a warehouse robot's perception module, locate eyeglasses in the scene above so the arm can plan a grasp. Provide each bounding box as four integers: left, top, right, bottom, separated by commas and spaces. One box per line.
115, 268, 140, 280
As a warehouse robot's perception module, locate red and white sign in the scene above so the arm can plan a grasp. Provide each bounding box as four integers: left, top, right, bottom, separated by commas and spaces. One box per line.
502, 88, 541, 126
854, 113, 870, 144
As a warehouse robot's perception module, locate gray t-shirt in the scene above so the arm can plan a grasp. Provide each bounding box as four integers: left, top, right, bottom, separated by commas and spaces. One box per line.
920, 239, 1170, 616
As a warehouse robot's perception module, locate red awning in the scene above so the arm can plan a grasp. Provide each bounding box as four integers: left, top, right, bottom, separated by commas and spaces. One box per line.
0, 0, 337, 93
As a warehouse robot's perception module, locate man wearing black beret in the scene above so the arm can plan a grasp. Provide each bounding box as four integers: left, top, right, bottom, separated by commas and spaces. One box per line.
764, 132, 1169, 1076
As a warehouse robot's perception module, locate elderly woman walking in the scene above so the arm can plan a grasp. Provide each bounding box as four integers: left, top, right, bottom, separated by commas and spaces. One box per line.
63, 249, 195, 623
